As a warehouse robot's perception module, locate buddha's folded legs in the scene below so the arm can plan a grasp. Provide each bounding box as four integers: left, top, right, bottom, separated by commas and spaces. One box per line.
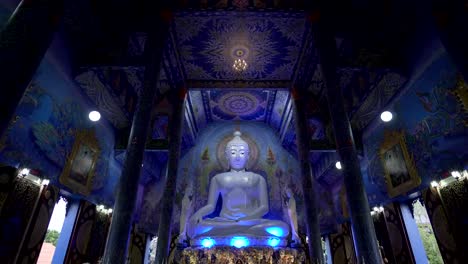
188, 218, 290, 238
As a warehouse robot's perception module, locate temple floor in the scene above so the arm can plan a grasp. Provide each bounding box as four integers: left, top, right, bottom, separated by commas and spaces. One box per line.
169, 246, 307, 264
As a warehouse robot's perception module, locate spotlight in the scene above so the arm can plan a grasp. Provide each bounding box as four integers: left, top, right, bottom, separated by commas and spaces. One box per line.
430, 181, 439, 188
379, 206, 384, 212
201, 238, 215, 248
230, 237, 249, 248
42, 179, 50, 185
19, 168, 30, 177
267, 238, 281, 247
335, 161, 342, 170
380, 111, 393, 122
265, 227, 284, 237
88, 111, 101, 122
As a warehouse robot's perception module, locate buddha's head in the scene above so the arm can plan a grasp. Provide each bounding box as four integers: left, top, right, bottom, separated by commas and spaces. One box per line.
225, 131, 250, 171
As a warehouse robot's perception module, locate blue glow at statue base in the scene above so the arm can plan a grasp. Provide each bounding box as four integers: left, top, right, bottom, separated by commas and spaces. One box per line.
186, 131, 290, 248
192, 235, 288, 248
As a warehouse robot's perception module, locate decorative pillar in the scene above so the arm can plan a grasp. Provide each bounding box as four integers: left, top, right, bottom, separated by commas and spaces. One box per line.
0, 0, 63, 137
63, 200, 96, 264
329, 222, 358, 264
387, 203, 415, 263
154, 87, 187, 264
15, 184, 59, 263
432, 0, 468, 81
422, 187, 460, 263
424, 179, 468, 262
0, 175, 42, 261
127, 224, 149, 264
86, 210, 112, 263
291, 87, 323, 264
102, 8, 172, 263
309, 7, 381, 263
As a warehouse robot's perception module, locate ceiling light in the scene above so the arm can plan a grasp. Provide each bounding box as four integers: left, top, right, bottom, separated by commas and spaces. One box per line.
335, 161, 342, 170
233, 59, 247, 72
380, 111, 393, 122
88, 111, 101, 122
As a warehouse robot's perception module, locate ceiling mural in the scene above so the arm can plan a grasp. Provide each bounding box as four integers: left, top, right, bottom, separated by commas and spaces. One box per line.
173, 11, 307, 81
210, 90, 268, 121
349, 71, 407, 130
186, 89, 293, 133
75, 67, 145, 129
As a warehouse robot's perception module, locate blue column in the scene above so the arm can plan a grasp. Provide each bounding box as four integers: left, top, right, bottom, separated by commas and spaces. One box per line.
102, 9, 172, 263
154, 87, 187, 264
0, 0, 63, 137
324, 236, 333, 264
400, 203, 428, 264
52, 199, 79, 264
143, 235, 151, 264
308, 7, 381, 263
291, 87, 323, 264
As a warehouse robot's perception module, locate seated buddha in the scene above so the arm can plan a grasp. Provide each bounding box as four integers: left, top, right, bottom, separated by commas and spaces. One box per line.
187, 131, 290, 246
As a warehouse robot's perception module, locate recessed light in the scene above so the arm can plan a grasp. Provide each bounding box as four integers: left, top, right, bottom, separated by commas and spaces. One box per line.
335, 161, 342, 170
89, 111, 101, 122
380, 111, 393, 122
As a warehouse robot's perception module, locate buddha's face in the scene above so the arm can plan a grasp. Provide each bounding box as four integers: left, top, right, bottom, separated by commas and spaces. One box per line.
227, 143, 249, 171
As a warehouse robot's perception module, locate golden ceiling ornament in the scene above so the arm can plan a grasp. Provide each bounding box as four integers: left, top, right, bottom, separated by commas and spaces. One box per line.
233, 58, 248, 72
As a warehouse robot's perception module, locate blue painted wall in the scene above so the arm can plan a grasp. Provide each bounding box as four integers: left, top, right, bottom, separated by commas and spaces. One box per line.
363, 52, 468, 205
0, 33, 119, 206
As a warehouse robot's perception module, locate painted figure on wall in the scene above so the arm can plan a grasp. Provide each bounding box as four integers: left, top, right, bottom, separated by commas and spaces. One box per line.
69, 145, 96, 185
382, 144, 410, 187
187, 131, 289, 244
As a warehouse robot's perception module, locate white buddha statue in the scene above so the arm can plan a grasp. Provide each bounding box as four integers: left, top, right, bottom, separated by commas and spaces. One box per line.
187, 131, 290, 244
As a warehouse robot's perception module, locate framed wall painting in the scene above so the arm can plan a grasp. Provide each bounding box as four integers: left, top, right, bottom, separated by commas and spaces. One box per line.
379, 130, 421, 197
59, 129, 100, 195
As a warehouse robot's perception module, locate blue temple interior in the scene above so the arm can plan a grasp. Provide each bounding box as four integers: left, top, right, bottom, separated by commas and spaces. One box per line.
0, 0, 467, 263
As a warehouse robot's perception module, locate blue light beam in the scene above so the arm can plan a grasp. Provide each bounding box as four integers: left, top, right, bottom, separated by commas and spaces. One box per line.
230, 237, 250, 248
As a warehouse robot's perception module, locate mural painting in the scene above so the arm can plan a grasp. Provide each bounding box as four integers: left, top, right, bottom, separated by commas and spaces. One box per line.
0, 58, 117, 206
379, 130, 421, 198
364, 53, 468, 204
